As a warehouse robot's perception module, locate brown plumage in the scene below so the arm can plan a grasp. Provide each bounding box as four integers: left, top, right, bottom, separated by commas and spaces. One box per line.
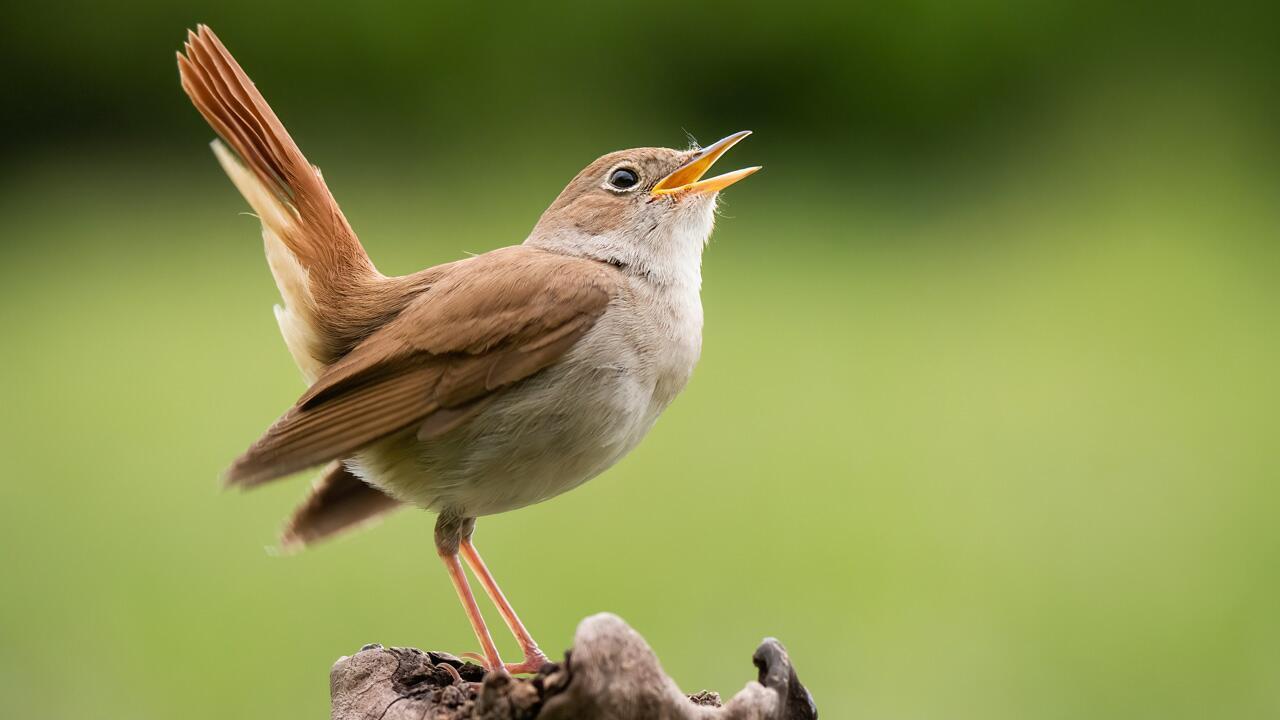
281, 462, 401, 549
225, 246, 619, 488
178, 24, 758, 674
178, 25, 439, 365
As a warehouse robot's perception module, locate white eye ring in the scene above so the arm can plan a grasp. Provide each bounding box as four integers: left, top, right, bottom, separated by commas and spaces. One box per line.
603, 164, 641, 192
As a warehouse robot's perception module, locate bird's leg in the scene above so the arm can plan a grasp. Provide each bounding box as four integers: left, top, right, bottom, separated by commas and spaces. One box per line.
438, 551, 504, 672
459, 536, 551, 674
436, 515, 504, 673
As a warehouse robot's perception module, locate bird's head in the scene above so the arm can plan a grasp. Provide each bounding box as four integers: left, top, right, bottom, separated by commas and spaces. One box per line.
526, 131, 759, 287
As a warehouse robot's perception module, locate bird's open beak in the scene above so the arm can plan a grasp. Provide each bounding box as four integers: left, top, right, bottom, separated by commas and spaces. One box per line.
652, 131, 761, 196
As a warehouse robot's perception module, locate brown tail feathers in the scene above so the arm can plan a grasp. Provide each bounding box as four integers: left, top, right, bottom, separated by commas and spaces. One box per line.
177, 25, 375, 284
179, 25, 419, 371
280, 461, 403, 551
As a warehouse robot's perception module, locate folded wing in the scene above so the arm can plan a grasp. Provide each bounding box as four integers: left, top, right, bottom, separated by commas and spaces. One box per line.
225, 246, 621, 488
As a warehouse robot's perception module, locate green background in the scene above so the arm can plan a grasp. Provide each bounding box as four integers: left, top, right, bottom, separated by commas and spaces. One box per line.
3, 2, 1278, 718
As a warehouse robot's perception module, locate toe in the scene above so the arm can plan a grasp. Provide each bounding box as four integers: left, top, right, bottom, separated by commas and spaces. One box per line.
504, 651, 552, 675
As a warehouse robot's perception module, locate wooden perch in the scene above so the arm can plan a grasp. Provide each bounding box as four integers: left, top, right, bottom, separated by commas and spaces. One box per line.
331, 613, 818, 719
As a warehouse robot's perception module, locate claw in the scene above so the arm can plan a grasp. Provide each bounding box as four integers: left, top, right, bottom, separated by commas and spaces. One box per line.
459, 651, 489, 667
439, 662, 463, 684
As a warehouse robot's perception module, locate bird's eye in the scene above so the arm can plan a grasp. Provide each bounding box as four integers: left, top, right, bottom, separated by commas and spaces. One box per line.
607, 167, 639, 190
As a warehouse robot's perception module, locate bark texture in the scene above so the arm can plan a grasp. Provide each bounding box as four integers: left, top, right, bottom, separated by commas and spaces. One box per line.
330, 613, 818, 720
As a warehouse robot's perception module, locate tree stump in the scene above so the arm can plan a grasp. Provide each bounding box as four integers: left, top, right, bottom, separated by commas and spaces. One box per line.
331, 613, 818, 719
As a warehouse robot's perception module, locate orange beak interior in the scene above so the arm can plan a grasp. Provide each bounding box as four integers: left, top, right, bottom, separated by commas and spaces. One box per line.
652, 130, 761, 196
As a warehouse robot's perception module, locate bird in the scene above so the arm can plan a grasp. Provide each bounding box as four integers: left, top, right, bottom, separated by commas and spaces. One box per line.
177, 25, 759, 674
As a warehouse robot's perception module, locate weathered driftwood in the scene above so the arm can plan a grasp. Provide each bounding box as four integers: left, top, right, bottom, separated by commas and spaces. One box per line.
331, 613, 818, 719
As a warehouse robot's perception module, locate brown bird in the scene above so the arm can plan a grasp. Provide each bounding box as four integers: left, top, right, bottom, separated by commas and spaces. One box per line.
177, 25, 758, 674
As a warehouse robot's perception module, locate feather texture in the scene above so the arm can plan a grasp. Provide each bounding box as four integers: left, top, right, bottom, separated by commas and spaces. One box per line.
225, 246, 621, 488
280, 462, 402, 549
177, 25, 723, 534
178, 24, 444, 370
177, 25, 372, 283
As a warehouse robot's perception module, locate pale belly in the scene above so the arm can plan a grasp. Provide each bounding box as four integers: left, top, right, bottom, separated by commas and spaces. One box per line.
347, 308, 697, 518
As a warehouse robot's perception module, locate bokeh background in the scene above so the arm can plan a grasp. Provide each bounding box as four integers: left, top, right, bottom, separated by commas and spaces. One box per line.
3, 2, 1278, 718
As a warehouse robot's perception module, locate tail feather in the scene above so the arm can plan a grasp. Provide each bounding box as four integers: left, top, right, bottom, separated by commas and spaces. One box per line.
180, 25, 447, 493
280, 461, 403, 551
178, 25, 384, 370
177, 25, 373, 280
207, 139, 327, 380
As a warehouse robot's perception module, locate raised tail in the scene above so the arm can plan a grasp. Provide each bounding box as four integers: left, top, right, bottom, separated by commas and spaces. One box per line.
178, 25, 381, 375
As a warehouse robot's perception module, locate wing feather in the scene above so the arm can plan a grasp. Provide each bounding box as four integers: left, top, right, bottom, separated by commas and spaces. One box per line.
225, 247, 621, 488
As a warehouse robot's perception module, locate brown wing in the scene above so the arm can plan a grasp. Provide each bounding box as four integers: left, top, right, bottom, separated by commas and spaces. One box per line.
225, 246, 621, 488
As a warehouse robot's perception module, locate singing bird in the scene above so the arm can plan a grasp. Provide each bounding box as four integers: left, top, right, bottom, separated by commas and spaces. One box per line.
177, 25, 759, 674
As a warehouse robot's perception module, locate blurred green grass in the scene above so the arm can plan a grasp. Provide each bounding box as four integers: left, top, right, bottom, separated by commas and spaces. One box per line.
2, 62, 1279, 720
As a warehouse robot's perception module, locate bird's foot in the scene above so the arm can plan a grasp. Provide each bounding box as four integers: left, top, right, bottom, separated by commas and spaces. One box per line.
459, 646, 549, 675
503, 647, 551, 675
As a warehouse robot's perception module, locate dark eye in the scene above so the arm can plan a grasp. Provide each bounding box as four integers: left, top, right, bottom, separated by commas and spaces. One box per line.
607, 167, 639, 190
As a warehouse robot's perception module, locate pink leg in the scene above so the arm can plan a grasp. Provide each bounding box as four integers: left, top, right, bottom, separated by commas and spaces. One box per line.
438, 549, 505, 673
459, 538, 551, 674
